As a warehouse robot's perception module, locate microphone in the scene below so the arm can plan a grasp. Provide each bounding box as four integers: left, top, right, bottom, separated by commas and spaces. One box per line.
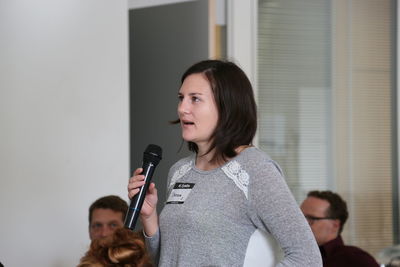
124, 144, 162, 230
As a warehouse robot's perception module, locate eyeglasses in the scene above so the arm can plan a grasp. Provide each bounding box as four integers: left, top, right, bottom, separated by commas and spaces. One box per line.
304, 215, 335, 225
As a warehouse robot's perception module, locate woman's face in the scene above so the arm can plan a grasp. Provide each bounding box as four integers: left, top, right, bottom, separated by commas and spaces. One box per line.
178, 73, 219, 149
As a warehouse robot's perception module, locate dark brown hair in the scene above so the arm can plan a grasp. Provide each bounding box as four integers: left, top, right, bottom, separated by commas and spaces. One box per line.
89, 195, 128, 225
78, 228, 152, 267
174, 59, 257, 163
307, 190, 349, 234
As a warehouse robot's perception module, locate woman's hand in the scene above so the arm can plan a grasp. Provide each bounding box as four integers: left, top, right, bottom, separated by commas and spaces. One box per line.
127, 168, 159, 236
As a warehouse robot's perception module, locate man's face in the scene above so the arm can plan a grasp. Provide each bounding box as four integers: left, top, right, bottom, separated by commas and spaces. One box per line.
89, 208, 124, 240
300, 196, 339, 246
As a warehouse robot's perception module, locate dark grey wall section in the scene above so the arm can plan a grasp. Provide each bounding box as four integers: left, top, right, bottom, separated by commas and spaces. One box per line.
129, 0, 209, 228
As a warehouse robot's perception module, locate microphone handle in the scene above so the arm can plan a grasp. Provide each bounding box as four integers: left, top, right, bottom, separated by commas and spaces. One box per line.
124, 161, 156, 230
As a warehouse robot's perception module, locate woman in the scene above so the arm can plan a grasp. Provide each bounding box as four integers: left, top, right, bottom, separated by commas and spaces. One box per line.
128, 60, 322, 266
77, 228, 152, 267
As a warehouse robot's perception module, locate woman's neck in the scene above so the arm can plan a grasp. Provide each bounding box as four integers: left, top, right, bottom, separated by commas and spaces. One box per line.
195, 144, 252, 171
195, 147, 218, 171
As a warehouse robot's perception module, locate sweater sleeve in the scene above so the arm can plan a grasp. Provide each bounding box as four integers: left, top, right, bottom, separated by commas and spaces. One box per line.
143, 160, 180, 264
247, 160, 322, 267
144, 160, 183, 265
144, 228, 160, 265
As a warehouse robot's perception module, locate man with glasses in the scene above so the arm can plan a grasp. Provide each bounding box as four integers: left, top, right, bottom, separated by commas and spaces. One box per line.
300, 190, 379, 267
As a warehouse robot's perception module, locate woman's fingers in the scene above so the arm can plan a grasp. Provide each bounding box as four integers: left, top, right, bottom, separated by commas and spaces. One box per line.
127, 168, 147, 199
133, 167, 143, 176
128, 188, 140, 199
127, 179, 145, 190
147, 182, 156, 194
127, 168, 159, 207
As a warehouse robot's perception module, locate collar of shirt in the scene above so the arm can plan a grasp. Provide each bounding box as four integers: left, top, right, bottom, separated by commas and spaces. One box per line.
319, 235, 344, 259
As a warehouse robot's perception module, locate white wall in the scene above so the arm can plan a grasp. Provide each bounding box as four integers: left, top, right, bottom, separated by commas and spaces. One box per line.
0, 1, 129, 266
226, 0, 258, 145
128, 0, 195, 9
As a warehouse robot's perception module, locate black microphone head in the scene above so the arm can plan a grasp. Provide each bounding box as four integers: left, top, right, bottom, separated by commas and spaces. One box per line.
143, 144, 162, 166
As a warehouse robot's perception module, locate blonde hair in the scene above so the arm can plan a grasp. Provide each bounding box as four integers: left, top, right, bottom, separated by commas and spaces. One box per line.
78, 228, 152, 267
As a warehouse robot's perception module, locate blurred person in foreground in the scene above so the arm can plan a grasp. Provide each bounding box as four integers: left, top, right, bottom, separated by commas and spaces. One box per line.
78, 227, 152, 267
301, 190, 379, 267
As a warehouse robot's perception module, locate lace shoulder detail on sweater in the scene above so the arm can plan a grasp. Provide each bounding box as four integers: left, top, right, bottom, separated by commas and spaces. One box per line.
169, 161, 193, 189
221, 160, 249, 199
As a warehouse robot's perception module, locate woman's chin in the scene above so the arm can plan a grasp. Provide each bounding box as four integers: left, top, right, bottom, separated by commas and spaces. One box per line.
182, 137, 192, 142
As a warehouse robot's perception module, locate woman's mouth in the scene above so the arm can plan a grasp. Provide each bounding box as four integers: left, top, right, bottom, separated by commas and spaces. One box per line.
182, 120, 194, 126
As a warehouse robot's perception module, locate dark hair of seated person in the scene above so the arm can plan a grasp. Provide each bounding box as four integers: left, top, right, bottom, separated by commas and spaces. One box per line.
77, 227, 153, 267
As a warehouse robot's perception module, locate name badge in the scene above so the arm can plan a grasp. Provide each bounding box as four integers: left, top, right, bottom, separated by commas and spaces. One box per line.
166, 183, 195, 204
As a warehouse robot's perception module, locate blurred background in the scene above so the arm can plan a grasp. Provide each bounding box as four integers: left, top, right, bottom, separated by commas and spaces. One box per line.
0, 0, 397, 266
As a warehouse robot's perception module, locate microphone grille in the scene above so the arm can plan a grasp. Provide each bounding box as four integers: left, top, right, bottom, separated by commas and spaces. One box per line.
143, 144, 162, 165
145, 144, 162, 157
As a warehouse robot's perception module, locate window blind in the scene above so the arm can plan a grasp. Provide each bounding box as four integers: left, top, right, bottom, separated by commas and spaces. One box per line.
257, 0, 394, 257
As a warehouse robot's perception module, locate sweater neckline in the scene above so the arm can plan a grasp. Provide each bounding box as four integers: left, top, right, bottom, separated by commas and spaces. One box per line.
191, 146, 255, 174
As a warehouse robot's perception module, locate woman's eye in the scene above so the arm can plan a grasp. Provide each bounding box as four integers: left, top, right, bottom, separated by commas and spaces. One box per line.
192, 96, 200, 102
178, 95, 183, 101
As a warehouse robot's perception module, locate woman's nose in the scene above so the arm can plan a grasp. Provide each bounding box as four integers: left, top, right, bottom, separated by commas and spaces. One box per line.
178, 100, 189, 115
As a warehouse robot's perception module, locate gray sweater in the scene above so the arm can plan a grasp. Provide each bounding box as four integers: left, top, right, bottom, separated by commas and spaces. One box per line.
146, 147, 322, 267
